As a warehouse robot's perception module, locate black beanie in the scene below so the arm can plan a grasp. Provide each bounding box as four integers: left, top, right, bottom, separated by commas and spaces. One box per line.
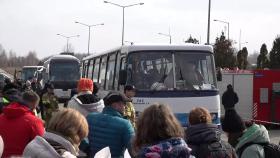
221, 109, 246, 133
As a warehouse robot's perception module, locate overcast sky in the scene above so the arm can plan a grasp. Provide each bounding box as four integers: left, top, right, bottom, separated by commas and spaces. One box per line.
0, 0, 280, 58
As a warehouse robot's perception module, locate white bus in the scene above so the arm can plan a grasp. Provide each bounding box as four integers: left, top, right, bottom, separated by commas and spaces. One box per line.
38, 55, 80, 102
82, 44, 220, 126
21, 66, 44, 82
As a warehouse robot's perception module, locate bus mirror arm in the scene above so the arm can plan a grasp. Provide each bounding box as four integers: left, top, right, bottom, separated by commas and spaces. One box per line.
119, 70, 127, 85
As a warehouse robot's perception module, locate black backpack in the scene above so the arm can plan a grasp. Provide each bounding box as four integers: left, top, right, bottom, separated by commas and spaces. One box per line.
194, 140, 234, 158
238, 142, 280, 158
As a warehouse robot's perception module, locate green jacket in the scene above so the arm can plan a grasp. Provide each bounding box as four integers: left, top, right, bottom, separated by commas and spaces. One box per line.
235, 124, 270, 158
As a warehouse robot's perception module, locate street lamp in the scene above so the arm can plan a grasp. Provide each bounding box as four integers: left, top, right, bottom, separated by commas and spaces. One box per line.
104, 1, 144, 46
207, 0, 211, 45
125, 40, 134, 45
57, 34, 80, 53
75, 21, 104, 55
158, 32, 172, 44
214, 19, 230, 40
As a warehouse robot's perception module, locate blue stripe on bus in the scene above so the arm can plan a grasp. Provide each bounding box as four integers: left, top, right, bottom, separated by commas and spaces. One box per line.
135, 90, 219, 98
174, 113, 220, 127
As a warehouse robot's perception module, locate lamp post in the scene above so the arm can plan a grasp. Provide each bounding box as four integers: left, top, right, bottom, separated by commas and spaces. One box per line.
104, 1, 144, 46
75, 21, 104, 55
158, 32, 172, 44
214, 19, 230, 40
207, 0, 211, 45
57, 34, 79, 53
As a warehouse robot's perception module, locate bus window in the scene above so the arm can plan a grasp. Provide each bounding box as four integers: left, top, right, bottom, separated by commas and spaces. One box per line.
99, 56, 108, 89
114, 52, 121, 90
87, 59, 94, 80
93, 58, 100, 83
105, 53, 116, 90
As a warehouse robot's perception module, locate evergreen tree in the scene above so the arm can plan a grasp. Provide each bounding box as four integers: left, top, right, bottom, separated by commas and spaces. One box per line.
185, 35, 199, 44
257, 43, 269, 69
213, 32, 236, 69
269, 36, 280, 69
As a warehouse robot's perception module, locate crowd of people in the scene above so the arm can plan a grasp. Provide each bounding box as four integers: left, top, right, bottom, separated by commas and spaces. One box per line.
0, 77, 277, 158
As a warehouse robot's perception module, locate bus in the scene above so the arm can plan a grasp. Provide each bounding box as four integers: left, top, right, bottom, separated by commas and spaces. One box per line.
40, 55, 80, 102
21, 66, 43, 82
82, 44, 220, 126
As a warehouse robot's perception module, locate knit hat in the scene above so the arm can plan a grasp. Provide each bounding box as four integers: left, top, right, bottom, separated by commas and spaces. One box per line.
221, 109, 246, 133
78, 78, 93, 92
103, 91, 129, 106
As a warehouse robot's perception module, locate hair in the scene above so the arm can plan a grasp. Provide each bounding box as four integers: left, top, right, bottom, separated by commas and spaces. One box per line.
22, 91, 40, 103
93, 82, 99, 95
47, 109, 89, 148
124, 85, 136, 92
133, 103, 184, 152
189, 107, 212, 125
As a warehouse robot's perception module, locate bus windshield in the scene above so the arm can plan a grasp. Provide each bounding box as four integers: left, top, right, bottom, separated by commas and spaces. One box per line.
50, 62, 80, 81
22, 68, 37, 81
127, 51, 216, 91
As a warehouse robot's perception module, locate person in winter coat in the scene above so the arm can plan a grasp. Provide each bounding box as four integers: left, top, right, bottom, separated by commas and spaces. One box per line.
42, 83, 59, 125
0, 135, 3, 158
186, 107, 237, 158
221, 109, 270, 158
133, 103, 194, 158
0, 90, 44, 157
23, 108, 89, 158
68, 78, 104, 117
123, 85, 136, 128
222, 84, 239, 110
87, 91, 134, 158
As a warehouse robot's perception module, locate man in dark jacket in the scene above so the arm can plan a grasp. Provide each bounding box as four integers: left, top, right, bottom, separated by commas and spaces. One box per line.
222, 84, 239, 110
86, 91, 134, 158
186, 107, 237, 158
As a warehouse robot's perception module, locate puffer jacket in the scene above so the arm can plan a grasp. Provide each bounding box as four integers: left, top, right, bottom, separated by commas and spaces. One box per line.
87, 106, 134, 158
68, 91, 104, 117
23, 132, 77, 158
235, 124, 270, 158
0, 102, 45, 157
186, 123, 237, 158
137, 137, 194, 158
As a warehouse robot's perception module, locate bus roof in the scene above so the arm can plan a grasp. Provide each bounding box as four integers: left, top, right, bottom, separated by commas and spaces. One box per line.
83, 44, 213, 61
45, 55, 80, 64
22, 66, 44, 69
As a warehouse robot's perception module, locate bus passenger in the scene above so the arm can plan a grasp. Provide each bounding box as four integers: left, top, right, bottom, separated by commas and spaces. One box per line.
68, 78, 105, 117
133, 103, 193, 158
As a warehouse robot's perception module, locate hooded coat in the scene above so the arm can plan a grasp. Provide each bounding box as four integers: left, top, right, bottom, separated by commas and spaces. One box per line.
235, 124, 270, 158
23, 132, 77, 158
137, 137, 194, 158
222, 87, 239, 110
0, 102, 45, 157
186, 124, 237, 158
68, 91, 104, 117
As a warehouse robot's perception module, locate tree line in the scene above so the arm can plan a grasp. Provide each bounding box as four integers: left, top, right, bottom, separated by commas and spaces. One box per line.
185, 33, 280, 70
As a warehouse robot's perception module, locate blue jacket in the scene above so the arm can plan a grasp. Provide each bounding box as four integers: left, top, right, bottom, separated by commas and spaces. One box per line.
87, 106, 134, 158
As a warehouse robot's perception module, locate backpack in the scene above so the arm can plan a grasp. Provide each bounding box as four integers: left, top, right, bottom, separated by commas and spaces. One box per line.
238, 142, 280, 158
194, 140, 234, 158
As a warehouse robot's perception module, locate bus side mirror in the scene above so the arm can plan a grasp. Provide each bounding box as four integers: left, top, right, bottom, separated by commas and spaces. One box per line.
217, 70, 222, 81
119, 70, 127, 85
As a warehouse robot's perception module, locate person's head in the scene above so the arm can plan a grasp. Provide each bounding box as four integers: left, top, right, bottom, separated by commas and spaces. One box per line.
221, 109, 246, 134
22, 91, 40, 110
93, 82, 99, 95
124, 85, 136, 98
189, 107, 212, 125
47, 109, 89, 152
227, 84, 233, 91
134, 103, 184, 151
45, 83, 54, 94
103, 91, 128, 114
4, 78, 11, 84
77, 78, 93, 93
